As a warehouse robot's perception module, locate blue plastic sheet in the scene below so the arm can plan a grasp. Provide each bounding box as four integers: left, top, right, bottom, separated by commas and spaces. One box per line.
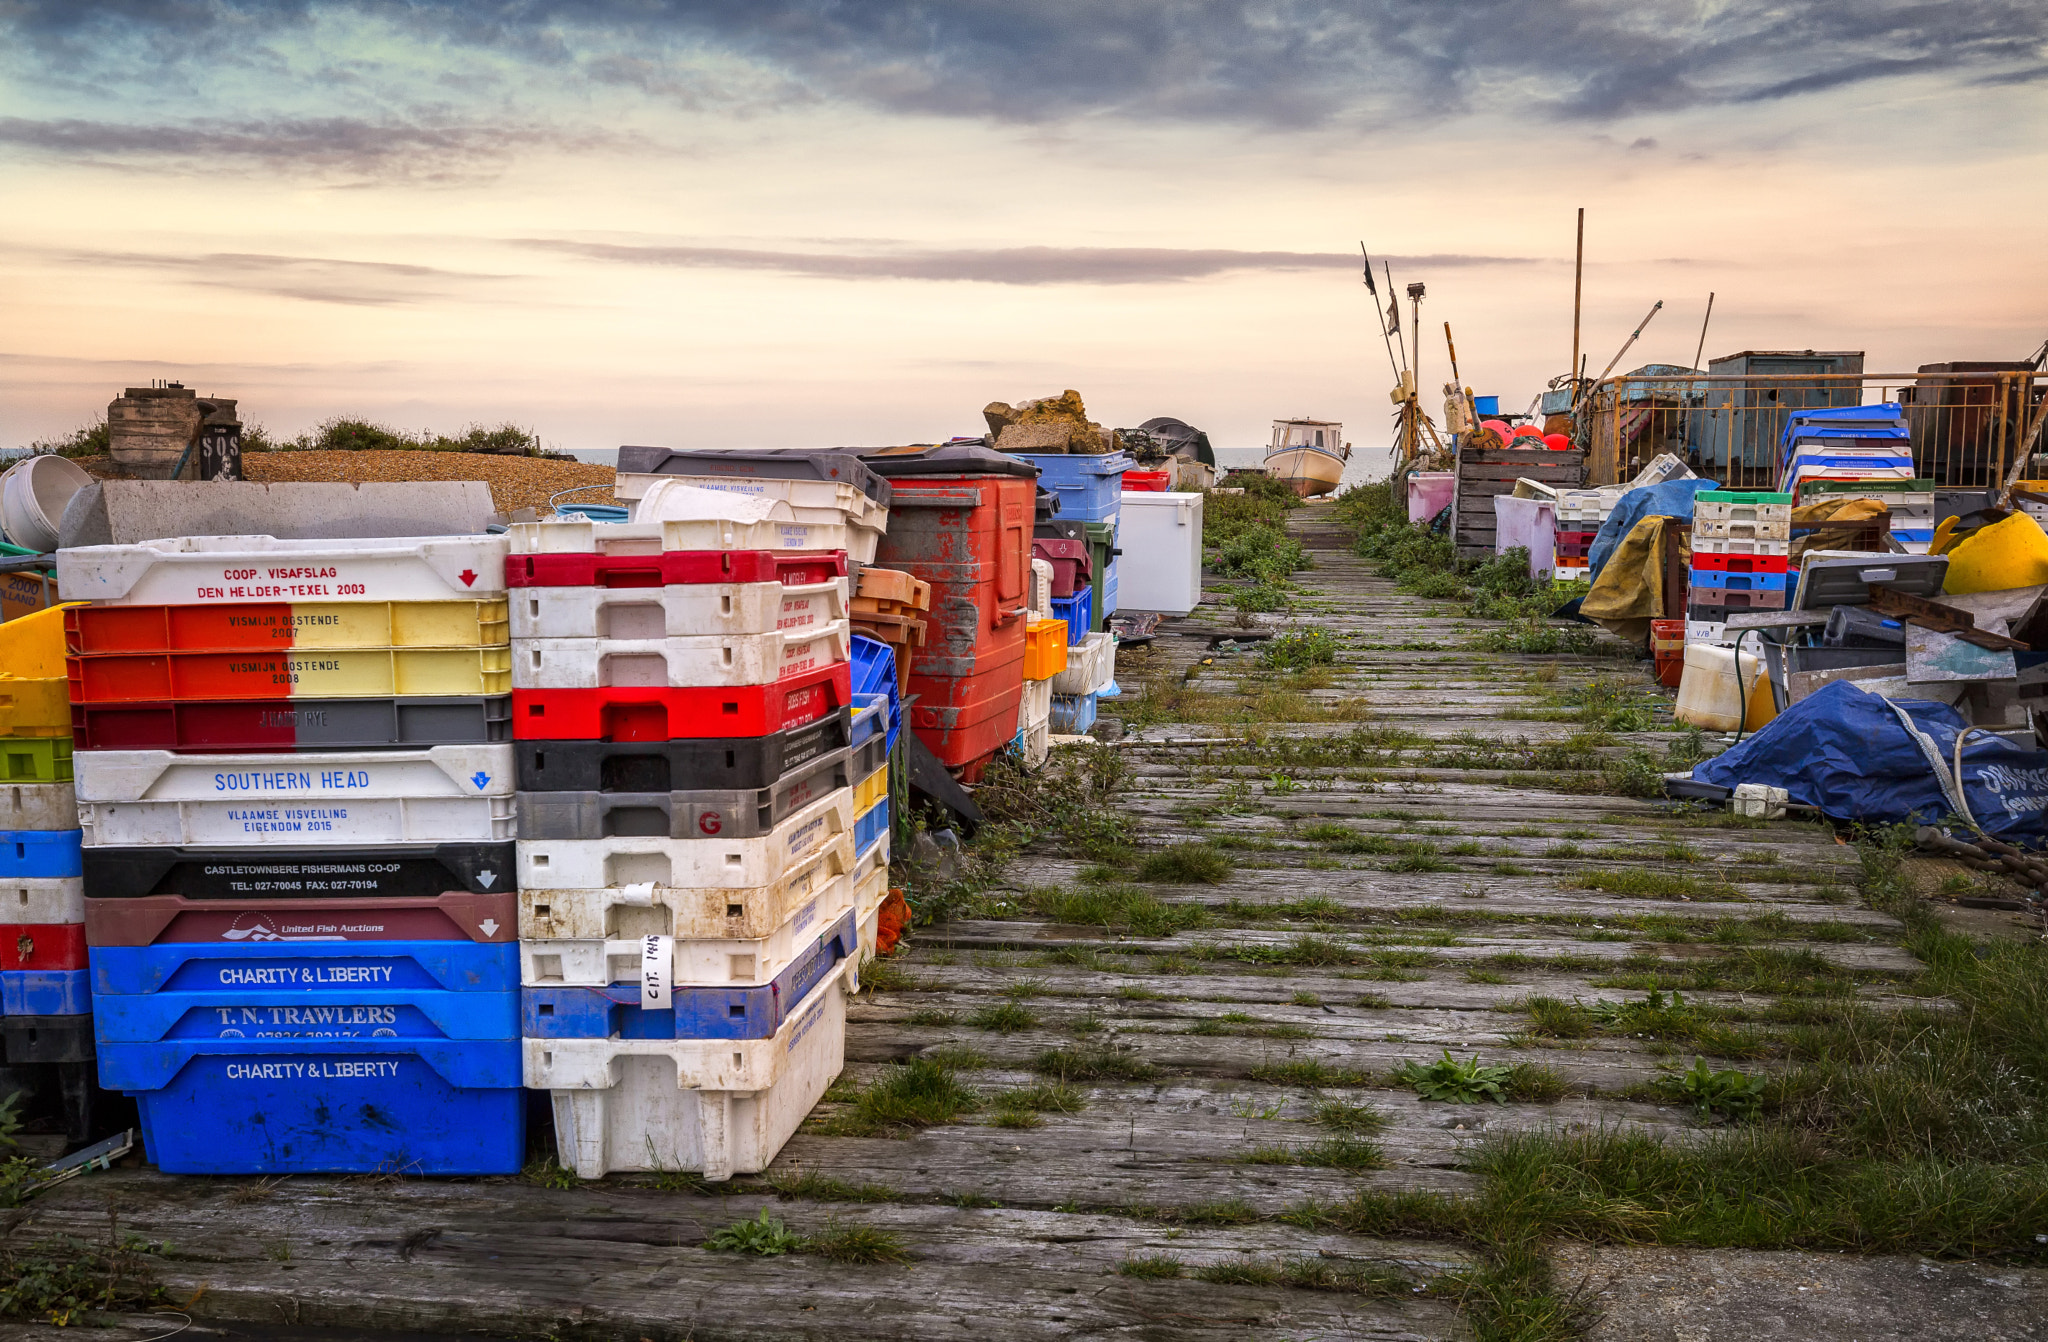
1587, 478, 1722, 582
1694, 680, 2048, 846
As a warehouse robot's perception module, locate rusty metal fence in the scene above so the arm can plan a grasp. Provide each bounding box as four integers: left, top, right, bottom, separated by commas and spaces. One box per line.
1578, 370, 2048, 490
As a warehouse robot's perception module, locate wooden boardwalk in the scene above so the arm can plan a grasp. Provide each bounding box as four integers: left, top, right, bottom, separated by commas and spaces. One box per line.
22, 505, 2041, 1342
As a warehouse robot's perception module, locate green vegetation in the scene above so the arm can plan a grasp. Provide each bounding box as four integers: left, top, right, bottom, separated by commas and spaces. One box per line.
1118, 1253, 1185, 1278
1024, 883, 1205, 936
0, 1234, 165, 1324
818, 1057, 979, 1137
705, 1208, 805, 1256
1260, 627, 1339, 670
1033, 1044, 1158, 1082
1134, 843, 1234, 885
1661, 1057, 1768, 1122
967, 1002, 1039, 1034
1331, 482, 1588, 622
1397, 1051, 1513, 1104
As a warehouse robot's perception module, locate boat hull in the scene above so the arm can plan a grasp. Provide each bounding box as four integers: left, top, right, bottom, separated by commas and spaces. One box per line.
1264, 447, 1346, 498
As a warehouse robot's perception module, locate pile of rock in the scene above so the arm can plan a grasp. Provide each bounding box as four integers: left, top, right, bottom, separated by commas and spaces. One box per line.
983, 390, 1113, 455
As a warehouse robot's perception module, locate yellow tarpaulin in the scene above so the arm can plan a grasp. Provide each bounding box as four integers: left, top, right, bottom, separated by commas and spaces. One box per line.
1581, 515, 1669, 645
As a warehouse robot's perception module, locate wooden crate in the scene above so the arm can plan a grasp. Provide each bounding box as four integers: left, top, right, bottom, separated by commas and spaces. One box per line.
1452, 448, 1586, 559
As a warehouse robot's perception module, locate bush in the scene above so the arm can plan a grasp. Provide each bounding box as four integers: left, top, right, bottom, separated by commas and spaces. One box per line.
1261, 628, 1339, 671
1214, 522, 1308, 583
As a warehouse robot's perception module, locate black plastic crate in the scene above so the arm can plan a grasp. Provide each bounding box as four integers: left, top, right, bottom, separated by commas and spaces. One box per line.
514, 707, 852, 793
83, 842, 516, 900
1, 1014, 92, 1064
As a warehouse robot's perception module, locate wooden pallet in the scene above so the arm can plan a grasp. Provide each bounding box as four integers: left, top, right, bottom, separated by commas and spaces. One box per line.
1452, 446, 1586, 559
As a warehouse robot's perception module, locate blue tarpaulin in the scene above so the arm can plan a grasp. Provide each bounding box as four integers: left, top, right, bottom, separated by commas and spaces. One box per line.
1694, 679, 2048, 846
1588, 478, 1722, 582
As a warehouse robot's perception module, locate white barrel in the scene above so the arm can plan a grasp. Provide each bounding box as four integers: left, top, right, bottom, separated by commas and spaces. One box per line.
510, 579, 846, 641
0, 455, 92, 553
1, 876, 84, 923
56, 534, 511, 606
533, 965, 850, 1181
521, 868, 854, 989
519, 830, 853, 942
517, 787, 854, 892
510, 622, 850, 691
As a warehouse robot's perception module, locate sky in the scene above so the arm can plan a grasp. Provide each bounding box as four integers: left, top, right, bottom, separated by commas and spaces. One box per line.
1, 1, 2044, 467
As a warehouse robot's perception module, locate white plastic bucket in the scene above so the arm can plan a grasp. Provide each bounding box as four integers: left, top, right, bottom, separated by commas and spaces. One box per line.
1, 455, 92, 553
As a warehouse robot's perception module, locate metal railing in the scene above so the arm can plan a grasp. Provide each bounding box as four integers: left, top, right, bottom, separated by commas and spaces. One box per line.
1577, 370, 2048, 491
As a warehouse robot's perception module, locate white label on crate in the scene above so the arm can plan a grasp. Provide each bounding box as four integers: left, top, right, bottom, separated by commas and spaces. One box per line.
223, 807, 349, 834
641, 934, 673, 1009
212, 769, 373, 792
211, 1005, 400, 1039
785, 814, 826, 858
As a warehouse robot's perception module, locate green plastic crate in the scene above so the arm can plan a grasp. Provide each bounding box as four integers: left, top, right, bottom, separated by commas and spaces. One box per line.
1696, 490, 1793, 505
0, 735, 73, 782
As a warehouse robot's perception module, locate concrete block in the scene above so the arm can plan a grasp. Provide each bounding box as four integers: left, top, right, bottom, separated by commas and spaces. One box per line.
59, 480, 497, 548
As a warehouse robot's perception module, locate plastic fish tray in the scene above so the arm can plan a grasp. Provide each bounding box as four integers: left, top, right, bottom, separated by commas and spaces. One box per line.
1, 877, 83, 924
56, 534, 511, 606
519, 831, 854, 942
510, 623, 849, 691
66, 600, 510, 655
85, 891, 518, 947
0, 738, 73, 783
1, 829, 81, 879
511, 664, 850, 742
81, 841, 516, 901
71, 696, 513, 753
1, 969, 87, 1015
515, 746, 850, 842
513, 708, 851, 794
510, 516, 866, 563
504, 549, 846, 589
517, 787, 855, 892
69, 645, 512, 703
0, 923, 85, 971
1, 782, 78, 832
509, 578, 847, 641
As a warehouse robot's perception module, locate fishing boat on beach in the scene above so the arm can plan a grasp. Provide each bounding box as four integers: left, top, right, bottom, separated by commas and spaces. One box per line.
1265, 418, 1350, 497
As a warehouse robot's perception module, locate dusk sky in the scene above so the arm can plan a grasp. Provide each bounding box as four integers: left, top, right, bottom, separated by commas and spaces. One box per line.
3, 1, 2044, 464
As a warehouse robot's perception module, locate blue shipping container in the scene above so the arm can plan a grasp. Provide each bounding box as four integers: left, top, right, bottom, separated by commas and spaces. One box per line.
3, 969, 89, 1016
100, 1036, 524, 1175
1049, 693, 1099, 735
1011, 453, 1132, 523
90, 939, 519, 997
856, 797, 888, 859
522, 908, 856, 1040
0, 829, 82, 879
1052, 585, 1092, 646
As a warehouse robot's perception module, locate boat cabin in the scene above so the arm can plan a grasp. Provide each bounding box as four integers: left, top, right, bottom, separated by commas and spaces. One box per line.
1269, 419, 1346, 456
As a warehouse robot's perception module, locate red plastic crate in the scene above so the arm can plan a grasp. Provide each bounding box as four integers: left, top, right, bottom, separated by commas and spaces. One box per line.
68, 603, 303, 655
1, 923, 86, 971
1692, 552, 1790, 575
1030, 538, 1091, 597
504, 550, 845, 589
1555, 530, 1599, 547
874, 475, 1035, 772
512, 664, 850, 741
85, 892, 516, 947
1122, 470, 1171, 492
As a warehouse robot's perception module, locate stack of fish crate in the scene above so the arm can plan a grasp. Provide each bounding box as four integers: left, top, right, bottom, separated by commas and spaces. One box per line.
1017, 559, 1064, 764
849, 567, 927, 690
509, 501, 869, 1182
58, 535, 524, 1174
0, 607, 92, 1142
1687, 491, 1793, 648
1780, 405, 1927, 553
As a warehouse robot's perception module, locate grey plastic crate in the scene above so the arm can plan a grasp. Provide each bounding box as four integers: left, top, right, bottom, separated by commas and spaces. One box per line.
517, 747, 851, 840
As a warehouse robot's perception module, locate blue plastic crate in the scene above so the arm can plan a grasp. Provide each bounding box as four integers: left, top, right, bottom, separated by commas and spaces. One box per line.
99, 1036, 525, 1174
851, 693, 892, 759
1051, 585, 1092, 646
1049, 693, 1098, 735
0, 829, 81, 879
522, 908, 856, 1040
856, 797, 888, 858
91, 981, 519, 1044
90, 940, 519, 998
3, 969, 88, 1016
1012, 453, 1133, 523
1686, 570, 1789, 593
849, 636, 902, 753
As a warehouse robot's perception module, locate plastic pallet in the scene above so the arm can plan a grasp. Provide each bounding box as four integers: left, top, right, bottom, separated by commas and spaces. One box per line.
82, 842, 516, 901
84, 891, 518, 947
521, 908, 857, 1039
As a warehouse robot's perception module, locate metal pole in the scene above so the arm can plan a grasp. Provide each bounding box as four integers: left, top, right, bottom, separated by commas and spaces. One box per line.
1692, 292, 1716, 371
1571, 208, 1584, 400
1597, 300, 1665, 383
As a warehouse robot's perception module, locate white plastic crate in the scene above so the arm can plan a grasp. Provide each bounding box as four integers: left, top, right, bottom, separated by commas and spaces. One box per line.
1695, 498, 1791, 526
1051, 630, 1111, 695
1695, 518, 1792, 542
1686, 619, 1732, 646
519, 787, 855, 892
1020, 677, 1052, 733
511, 623, 850, 691
1029, 557, 1054, 618
510, 578, 846, 642
521, 867, 855, 988
56, 534, 510, 606
2, 877, 83, 924
511, 515, 863, 562
618, 473, 887, 530
1, 782, 76, 832
533, 962, 851, 1181
76, 745, 515, 846
861, 829, 890, 874
854, 859, 888, 924
520, 831, 854, 942
1693, 535, 1791, 557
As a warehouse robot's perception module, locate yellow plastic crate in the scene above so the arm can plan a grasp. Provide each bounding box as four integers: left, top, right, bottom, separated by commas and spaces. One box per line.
0, 605, 79, 679
1023, 618, 1069, 681
854, 762, 888, 814
278, 646, 514, 697
291, 600, 510, 649
0, 675, 72, 737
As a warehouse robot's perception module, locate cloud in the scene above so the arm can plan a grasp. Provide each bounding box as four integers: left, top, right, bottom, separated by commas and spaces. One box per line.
513, 238, 1539, 285
54, 248, 516, 305
0, 113, 608, 180
5, 1, 2046, 133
